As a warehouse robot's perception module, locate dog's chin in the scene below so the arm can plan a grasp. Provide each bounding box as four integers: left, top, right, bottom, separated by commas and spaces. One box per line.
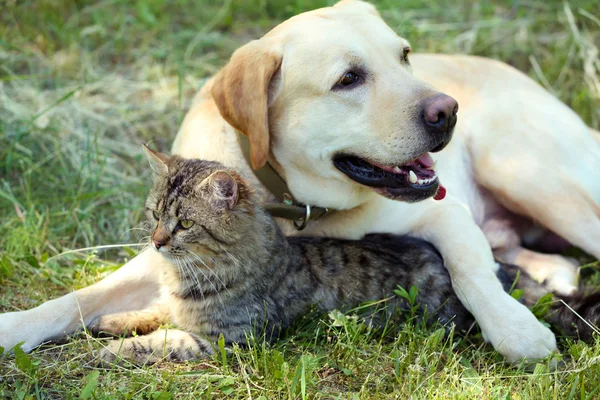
332, 153, 443, 203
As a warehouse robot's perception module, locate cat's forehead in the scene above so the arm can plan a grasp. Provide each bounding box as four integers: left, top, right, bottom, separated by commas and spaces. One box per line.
154, 158, 228, 202
171, 158, 224, 178
163, 159, 221, 188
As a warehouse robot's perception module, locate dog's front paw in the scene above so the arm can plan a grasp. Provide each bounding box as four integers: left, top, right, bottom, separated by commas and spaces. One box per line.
482, 301, 557, 363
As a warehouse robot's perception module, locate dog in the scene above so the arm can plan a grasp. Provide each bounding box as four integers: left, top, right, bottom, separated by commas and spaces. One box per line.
1, 0, 599, 363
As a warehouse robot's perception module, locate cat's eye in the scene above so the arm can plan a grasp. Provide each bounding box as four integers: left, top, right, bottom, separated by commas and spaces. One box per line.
152, 210, 160, 221
180, 219, 195, 229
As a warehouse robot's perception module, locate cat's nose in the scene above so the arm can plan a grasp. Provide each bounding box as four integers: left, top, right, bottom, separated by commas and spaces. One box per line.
152, 238, 168, 250
151, 228, 170, 251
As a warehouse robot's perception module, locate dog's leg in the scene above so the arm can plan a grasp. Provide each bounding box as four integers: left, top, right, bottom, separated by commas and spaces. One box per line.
473, 146, 600, 264
466, 93, 600, 264
481, 217, 578, 295
410, 200, 557, 363
495, 247, 578, 295
0, 248, 165, 353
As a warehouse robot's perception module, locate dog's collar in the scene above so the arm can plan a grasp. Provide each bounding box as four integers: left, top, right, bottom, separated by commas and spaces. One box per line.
236, 131, 330, 230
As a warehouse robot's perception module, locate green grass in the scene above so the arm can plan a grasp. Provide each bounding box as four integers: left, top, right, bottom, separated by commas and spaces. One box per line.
1, 0, 600, 398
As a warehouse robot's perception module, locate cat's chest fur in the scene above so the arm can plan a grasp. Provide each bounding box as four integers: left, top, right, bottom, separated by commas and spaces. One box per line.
160, 262, 247, 334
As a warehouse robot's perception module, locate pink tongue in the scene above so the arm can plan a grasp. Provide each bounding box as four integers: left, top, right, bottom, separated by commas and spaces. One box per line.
433, 184, 446, 201
416, 153, 434, 168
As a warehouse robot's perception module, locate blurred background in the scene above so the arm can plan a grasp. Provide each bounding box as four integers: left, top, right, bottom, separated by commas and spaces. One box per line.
0, 1, 599, 396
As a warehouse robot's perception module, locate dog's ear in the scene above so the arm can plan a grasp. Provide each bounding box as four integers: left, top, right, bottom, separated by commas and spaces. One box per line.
333, 0, 381, 17
211, 40, 283, 170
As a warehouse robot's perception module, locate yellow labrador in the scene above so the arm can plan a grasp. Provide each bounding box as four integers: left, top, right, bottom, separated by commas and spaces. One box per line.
2, 1, 599, 363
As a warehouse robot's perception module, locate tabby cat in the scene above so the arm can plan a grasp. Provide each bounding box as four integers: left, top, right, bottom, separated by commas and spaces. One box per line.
93, 148, 600, 365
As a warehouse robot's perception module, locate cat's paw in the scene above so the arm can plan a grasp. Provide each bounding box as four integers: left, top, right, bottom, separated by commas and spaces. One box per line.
95, 340, 132, 368
98, 340, 139, 367
98, 339, 161, 367
97, 343, 119, 367
89, 311, 164, 338
89, 315, 138, 338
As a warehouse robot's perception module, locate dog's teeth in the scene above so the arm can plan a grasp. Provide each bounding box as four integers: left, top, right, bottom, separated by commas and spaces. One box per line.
393, 166, 401, 173
427, 161, 437, 171
417, 179, 424, 185
409, 170, 418, 183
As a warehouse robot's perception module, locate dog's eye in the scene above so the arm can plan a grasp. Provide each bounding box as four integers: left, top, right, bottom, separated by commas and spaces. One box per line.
337, 72, 360, 87
402, 47, 411, 63
152, 210, 160, 221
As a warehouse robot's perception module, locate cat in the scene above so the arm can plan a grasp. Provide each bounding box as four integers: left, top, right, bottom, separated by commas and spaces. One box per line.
93, 147, 600, 366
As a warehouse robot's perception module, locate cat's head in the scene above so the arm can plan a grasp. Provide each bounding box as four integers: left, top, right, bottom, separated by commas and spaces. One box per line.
143, 145, 257, 259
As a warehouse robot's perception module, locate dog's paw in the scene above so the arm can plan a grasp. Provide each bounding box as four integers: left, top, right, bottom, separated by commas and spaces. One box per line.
482, 300, 557, 363
543, 259, 578, 296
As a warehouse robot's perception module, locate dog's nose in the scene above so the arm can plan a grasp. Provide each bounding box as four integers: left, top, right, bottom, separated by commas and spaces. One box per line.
421, 94, 458, 135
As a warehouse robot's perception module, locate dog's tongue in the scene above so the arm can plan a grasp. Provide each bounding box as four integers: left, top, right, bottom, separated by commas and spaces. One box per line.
417, 153, 446, 200
416, 153, 434, 168
433, 184, 446, 201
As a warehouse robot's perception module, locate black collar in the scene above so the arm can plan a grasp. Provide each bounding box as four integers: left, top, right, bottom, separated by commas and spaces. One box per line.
236, 131, 330, 230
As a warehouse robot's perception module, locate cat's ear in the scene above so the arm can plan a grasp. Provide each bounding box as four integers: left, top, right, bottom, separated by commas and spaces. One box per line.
206, 171, 239, 210
143, 144, 170, 174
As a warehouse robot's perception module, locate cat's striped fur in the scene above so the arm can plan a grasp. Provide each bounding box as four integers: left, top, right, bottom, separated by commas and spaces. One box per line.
94, 151, 600, 366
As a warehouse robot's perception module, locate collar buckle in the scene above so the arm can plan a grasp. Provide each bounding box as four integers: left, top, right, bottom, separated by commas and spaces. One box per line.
236, 130, 333, 230
293, 204, 311, 231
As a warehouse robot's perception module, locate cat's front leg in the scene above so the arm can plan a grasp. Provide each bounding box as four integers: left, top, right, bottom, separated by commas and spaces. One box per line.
100, 329, 214, 366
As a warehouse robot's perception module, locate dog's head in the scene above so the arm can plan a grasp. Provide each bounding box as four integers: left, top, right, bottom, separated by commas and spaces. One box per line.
211, 0, 457, 209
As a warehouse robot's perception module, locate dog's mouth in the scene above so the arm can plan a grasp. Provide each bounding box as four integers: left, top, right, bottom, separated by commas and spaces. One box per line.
333, 152, 446, 202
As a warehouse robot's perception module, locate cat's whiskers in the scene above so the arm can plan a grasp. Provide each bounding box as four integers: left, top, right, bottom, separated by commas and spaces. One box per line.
121, 220, 152, 241
184, 249, 230, 298
139, 235, 151, 245
223, 250, 244, 272
174, 255, 200, 300
172, 256, 187, 293
180, 255, 206, 301
136, 236, 152, 253
184, 251, 224, 290
186, 250, 228, 287
184, 254, 227, 308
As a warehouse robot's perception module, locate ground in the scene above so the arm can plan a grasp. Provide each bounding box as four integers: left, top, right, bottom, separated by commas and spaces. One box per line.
1, 0, 600, 398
